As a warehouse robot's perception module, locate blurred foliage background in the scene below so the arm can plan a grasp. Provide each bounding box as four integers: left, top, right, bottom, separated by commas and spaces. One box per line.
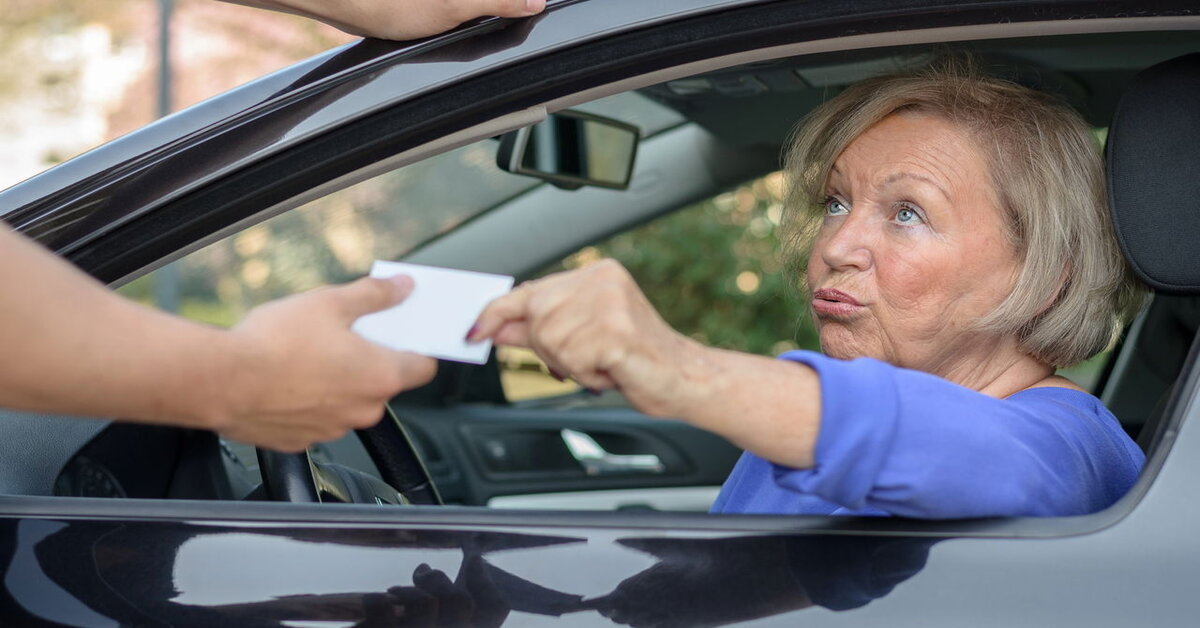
553, 172, 818, 358
0, 0, 350, 190
502, 171, 821, 401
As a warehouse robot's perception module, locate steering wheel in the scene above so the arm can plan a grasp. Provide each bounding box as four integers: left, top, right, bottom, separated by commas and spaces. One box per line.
256, 405, 441, 505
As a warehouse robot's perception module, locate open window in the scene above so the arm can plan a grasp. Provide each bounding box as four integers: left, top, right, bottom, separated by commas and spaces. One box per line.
1, 14, 1193, 538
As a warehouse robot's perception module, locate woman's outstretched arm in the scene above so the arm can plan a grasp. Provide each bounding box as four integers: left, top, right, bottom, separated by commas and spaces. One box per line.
469, 259, 824, 468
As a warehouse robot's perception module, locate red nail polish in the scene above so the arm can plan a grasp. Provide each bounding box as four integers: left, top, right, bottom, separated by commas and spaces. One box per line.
464, 324, 479, 341
549, 369, 566, 382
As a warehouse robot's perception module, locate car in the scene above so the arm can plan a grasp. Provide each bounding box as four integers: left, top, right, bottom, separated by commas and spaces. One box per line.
2, 0, 1200, 625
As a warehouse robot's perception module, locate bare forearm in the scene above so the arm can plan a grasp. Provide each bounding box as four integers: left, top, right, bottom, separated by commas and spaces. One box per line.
664, 341, 823, 469
0, 224, 235, 427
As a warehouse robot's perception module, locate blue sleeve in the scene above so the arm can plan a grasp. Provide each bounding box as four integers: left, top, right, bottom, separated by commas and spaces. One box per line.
771, 351, 1144, 518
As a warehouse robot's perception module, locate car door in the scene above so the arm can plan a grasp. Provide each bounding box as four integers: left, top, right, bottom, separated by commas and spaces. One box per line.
5, 2, 1200, 627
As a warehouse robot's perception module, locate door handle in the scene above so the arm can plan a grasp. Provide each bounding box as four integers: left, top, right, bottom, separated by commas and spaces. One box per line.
560, 429, 666, 476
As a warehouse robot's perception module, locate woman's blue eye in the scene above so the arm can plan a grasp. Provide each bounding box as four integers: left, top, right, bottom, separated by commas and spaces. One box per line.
895, 206, 922, 224
824, 196, 849, 215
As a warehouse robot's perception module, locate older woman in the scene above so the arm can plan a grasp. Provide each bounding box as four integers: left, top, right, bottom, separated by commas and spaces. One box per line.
468, 62, 1147, 518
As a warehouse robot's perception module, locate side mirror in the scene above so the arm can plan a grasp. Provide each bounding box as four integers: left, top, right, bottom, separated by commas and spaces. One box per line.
497, 110, 640, 191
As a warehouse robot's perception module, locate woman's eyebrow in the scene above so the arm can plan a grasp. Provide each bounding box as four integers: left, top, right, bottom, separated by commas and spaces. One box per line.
882, 172, 950, 201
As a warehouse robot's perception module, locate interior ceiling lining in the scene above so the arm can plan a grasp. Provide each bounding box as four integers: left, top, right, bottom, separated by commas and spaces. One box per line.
639, 30, 1200, 144
535, 16, 1200, 134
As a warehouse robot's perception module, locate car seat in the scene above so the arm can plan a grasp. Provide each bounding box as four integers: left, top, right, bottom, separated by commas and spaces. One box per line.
1103, 52, 1200, 453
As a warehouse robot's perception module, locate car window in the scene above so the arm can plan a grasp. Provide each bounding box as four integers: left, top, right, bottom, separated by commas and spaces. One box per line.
99, 50, 1135, 518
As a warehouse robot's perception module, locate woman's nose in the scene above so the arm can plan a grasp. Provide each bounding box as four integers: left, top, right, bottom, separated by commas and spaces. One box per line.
817, 214, 873, 271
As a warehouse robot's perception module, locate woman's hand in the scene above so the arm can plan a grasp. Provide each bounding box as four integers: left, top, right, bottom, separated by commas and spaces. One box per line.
469, 260, 699, 417
229, 0, 547, 41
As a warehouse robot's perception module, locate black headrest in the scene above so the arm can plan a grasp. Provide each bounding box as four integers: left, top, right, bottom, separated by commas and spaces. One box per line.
1108, 53, 1200, 294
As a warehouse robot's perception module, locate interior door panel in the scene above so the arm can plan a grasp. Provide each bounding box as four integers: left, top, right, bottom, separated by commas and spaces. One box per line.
393, 400, 741, 509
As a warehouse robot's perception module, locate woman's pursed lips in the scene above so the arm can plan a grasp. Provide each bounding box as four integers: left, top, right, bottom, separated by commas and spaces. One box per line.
812, 288, 866, 316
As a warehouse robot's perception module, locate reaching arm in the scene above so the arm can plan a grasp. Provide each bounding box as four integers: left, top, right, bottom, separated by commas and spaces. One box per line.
0, 223, 435, 452
223, 0, 546, 41
469, 259, 824, 468
649, 341, 824, 469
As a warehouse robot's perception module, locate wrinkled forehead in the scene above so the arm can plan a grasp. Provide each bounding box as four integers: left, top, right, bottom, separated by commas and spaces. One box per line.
828, 112, 995, 196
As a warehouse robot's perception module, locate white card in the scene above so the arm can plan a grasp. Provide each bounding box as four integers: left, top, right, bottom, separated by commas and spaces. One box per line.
351, 261, 514, 364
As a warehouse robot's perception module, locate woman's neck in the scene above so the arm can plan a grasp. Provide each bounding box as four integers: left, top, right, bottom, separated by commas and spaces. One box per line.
926, 336, 1056, 398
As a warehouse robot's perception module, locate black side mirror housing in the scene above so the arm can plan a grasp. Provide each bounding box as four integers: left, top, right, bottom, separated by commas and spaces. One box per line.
497, 110, 640, 191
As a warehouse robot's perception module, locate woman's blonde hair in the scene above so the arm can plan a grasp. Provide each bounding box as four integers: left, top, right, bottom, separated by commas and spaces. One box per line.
782, 58, 1146, 367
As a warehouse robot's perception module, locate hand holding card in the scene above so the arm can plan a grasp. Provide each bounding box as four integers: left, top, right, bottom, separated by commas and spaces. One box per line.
352, 261, 514, 364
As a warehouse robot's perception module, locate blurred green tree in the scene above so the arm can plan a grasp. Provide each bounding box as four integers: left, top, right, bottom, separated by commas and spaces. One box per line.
556, 173, 820, 357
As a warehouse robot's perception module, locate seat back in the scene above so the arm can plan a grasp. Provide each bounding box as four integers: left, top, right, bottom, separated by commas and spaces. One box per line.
1105, 53, 1200, 451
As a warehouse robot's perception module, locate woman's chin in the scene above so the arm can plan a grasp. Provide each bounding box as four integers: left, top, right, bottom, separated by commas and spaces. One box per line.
819, 329, 878, 361
819, 340, 857, 361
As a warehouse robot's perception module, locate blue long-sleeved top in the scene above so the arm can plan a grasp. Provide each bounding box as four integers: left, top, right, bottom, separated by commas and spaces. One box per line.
711, 351, 1144, 518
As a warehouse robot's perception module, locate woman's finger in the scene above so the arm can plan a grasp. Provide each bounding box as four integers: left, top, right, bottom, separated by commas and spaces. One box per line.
543, 323, 621, 390
491, 321, 532, 347
468, 281, 542, 341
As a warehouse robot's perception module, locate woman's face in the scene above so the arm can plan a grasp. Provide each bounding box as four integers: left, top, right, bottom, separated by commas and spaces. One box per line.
806, 112, 1021, 377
